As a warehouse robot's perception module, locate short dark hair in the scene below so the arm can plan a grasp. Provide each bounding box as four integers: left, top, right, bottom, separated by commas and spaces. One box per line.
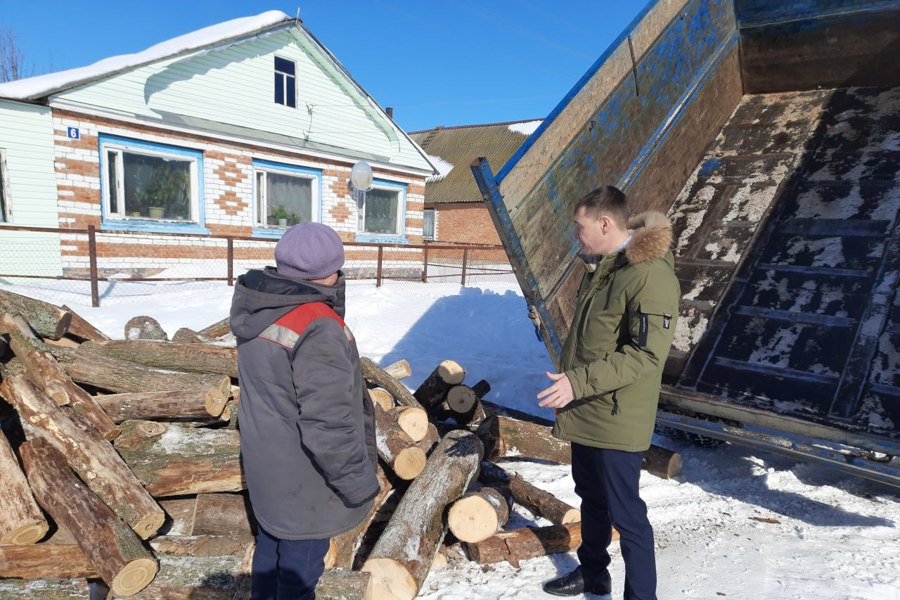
574, 185, 628, 229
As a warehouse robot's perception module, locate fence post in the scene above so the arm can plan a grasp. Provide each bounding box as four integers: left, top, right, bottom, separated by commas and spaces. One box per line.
461, 248, 469, 286
88, 225, 100, 308
376, 246, 384, 288
422, 243, 429, 283
227, 238, 234, 286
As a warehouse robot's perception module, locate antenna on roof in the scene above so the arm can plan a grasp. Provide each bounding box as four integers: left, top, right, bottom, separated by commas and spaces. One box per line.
295, 6, 301, 21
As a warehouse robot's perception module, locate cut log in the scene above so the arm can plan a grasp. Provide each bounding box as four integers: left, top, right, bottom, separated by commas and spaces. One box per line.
170, 327, 207, 344
373, 405, 426, 481
150, 534, 255, 557
50, 345, 232, 395
158, 497, 198, 536
326, 466, 393, 569
61, 304, 111, 341
192, 493, 256, 536
198, 316, 231, 339
1, 374, 164, 539
20, 438, 158, 596
479, 461, 580, 525
446, 384, 487, 426
383, 359, 412, 380
476, 414, 571, 464
114, 420, 244, 497
463, 522, 585, 567
93, 388, 228, 423
472, 379, 491, 398
414, 422, 440, 456
413, 360, 465, 412
124, 315, 168, 341
360, 357, 423, 410
369, 388, 394, 411
317, 568, 373, 600
642, 444, 683, 479
363, 430, 483, 600
390, 406, 428, 443
447, 486, 511, 543
0, 541, 98, 579
80, 339, 238, 378
0, 288, 71, 340
0, 429, 48, 545
0, 314, 120, 440
0, 577, 90, 598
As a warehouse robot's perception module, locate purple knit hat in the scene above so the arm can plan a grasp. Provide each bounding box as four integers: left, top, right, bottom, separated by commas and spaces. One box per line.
275, 223, 345, 280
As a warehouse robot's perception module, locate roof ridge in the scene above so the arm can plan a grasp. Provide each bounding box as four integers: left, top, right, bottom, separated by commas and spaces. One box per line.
408, 118, 543, 135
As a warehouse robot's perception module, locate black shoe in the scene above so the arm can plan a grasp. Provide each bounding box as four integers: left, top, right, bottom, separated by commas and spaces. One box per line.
542, 566, 611, 596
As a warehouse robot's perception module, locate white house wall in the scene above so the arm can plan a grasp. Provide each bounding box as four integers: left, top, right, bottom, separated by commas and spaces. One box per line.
0, 100, 62, 276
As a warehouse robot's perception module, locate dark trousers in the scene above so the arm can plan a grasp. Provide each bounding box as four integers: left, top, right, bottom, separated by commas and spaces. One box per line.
252, 527, 329, 600
572, 442, 657, 600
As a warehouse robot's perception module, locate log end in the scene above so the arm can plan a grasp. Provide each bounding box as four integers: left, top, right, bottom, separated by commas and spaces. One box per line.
204, 387, 229, 417
562, 509, 582, 525
395, 407, 428, 442
0, 521, 49, 545
362, 557, 417, 600
437, 360, 466, 385
393, 447, 427, 480
448, 495, 499, 543
137, 421, 167, 438
134, 510, 167, 540
111, 556, 158, 596
369, 388, 395, 411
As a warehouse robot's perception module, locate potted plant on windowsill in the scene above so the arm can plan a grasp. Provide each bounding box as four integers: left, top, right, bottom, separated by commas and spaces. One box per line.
270, 205, 292, 227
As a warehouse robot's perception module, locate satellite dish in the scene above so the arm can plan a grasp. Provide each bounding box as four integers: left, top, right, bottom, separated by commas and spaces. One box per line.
350, 161, 373, 192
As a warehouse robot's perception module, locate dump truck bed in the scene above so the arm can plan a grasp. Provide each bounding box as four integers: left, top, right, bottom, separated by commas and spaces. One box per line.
471, 0, 900, 486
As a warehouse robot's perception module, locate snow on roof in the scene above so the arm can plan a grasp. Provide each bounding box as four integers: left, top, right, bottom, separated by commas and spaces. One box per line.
426, 154, 454, 182
507, 120, 543, 136
0, 11, 292, 101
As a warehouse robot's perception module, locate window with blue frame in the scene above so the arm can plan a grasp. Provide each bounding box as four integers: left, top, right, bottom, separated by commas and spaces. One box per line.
357, 181, 406, 238
274, 56, 297, 108
253, 160, 320, 229
100, 136, 201, 224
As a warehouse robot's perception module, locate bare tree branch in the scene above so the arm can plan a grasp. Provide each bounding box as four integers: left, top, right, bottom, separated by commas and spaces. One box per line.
0, 28, 34, 83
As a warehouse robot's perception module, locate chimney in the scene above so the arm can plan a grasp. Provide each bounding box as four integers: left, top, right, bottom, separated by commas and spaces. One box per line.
386, 107, 394, 119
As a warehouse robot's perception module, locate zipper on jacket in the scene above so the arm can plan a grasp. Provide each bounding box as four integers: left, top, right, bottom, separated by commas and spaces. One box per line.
605, 268, 618, 309
611, 391, 620, 416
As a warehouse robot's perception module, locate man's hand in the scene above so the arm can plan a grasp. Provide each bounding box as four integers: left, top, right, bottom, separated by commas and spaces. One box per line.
538, 371, 575, 409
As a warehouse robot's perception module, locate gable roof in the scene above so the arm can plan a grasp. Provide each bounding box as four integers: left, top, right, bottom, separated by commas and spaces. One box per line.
409, 119, 541, 205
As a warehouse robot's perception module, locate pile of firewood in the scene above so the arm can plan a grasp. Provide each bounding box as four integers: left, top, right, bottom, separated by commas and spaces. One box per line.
0, 288, 681, 600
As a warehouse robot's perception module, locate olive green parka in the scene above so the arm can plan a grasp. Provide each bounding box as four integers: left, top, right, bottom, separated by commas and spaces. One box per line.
553, 211, 680, 452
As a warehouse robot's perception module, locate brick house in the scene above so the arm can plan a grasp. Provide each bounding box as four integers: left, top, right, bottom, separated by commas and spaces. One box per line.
409, 119, 541, 260
0, 11, 435, 278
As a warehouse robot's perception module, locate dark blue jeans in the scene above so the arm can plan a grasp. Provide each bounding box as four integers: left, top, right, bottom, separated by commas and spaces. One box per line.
572, 443, 657, 600
252, 527, 329, 600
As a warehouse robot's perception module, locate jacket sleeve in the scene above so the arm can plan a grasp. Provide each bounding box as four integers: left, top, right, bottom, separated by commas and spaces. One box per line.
565, 269, 678, 399
291, 319, 379, 506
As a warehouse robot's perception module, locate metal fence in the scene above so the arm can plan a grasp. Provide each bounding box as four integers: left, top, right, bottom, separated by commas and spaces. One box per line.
0, 225, 516, 306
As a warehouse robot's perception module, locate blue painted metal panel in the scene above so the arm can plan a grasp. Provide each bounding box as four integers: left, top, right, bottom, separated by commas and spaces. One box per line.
734, 0, 900, 28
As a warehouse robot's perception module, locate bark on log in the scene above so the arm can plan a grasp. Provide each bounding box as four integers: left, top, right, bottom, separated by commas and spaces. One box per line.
414, 422, 440, 456
0, 578, 90, 599
326, 466, 393, 570
192, 493, 256, 536
413, 360, 465, 412
0, 289, 71, 340
360, 357, 423, 410
0, 542, 98, 579
463, 522, 585, 567
110, 552, 243, 600
170, 328, 208, 344
20, 438, 158, 596
363, 430, 483, 600
198, 316, 231, 339
158, 497, 198, 536
390, 406, 428, 443
479, 461, 580, 525
317, 568, 373, 600
0, 314, 120, 440
1, 374, 164, 539
369, 388, 394, 411
50, 345, 232, 395
114, 420, 244, 497
61, 304, 111, 341
642, 444, 683, 479
93, 388, 228, 423
476, 414, 571, 464
81, 340, 238, 378
447, 486, 511, 543
124, 316, 168, 341
150, 534, 255, 557
373, 405, 426, 481
383, 359, 412, 380
0, 429, 48, 545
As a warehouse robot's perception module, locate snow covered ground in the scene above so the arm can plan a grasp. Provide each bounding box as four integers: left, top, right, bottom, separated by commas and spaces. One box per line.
3, 277, 899, 599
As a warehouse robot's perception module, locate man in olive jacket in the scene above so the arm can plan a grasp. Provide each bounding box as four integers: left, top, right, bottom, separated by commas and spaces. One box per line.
231, 223, 379, 600
538, 186, 679, 600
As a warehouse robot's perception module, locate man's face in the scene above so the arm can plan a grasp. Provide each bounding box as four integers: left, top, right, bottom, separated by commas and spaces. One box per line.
573, 207, 612, 256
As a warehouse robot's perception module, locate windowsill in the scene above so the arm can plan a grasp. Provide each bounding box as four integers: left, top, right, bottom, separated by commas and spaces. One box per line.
355, 233, 408, 244
102, 219, 210, 235
251, 226, 290, 239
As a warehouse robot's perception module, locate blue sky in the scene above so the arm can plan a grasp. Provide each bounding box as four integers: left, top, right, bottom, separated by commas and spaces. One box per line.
3, 1, 649, 132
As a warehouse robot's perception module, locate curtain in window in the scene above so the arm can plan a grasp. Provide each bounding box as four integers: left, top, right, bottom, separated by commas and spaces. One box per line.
123, 153, 191, 219
365, 188, 398, 234
267, 172, 312, 226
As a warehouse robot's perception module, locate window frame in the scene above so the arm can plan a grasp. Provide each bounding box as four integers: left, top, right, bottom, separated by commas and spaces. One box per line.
274, 55, 297, 108
355, 179, 407, 243
423, 207, 436, 241
0, 148, 10, 224
99, 134, 207, 234
251, 159, 322, 237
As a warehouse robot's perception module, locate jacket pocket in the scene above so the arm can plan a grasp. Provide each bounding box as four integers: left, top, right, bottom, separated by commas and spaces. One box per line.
638, 300, 674, 348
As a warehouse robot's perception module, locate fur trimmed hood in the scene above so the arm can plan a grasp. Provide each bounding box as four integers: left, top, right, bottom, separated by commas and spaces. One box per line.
624, 211, 673, 264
